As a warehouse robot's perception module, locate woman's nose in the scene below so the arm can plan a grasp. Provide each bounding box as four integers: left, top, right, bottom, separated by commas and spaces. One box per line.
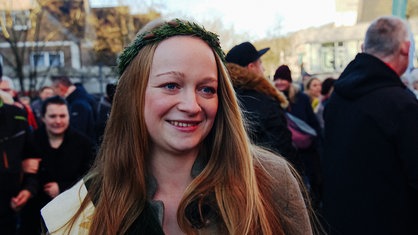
177, 90, 202, 113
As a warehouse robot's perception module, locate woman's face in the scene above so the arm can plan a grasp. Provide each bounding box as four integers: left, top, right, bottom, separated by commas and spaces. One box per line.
144, 36, 218, 155
307, 79, 322, 97
42, 104, 69, 136
274, 79, 291, 92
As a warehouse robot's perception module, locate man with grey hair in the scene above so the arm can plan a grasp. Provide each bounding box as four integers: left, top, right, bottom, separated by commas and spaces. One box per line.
322, 16, 418, 234
0, 64, 38, 235
0, 76, 16, 105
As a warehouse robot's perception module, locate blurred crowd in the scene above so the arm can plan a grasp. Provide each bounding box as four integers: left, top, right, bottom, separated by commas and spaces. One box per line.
0, 67, 116, 234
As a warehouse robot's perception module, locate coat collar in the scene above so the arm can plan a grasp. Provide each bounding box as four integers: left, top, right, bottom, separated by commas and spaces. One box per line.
226, 63, 288, 109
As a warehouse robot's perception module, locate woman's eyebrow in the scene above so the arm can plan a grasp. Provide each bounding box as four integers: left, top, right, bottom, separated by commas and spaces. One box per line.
155, 71, 185, 78
201, 77, 218, 82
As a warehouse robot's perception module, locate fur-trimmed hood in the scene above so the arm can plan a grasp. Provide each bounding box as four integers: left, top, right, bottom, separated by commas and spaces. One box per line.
226, 63, 288, 108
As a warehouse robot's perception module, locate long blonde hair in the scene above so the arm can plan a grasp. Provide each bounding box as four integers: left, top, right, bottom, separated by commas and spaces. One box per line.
69, 22, 302, 235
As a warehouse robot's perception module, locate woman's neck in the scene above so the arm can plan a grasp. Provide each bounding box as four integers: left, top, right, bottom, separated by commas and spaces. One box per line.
150, 150, 197, 235
150, 150, 197, 192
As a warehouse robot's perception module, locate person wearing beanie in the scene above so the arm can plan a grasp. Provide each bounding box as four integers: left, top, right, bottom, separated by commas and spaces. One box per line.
273, 64, 323, 211
225, 42, 301, 173
274, 65, 293, 83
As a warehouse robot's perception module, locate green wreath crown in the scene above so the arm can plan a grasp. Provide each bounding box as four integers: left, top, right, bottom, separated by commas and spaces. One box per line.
117, 18, 225, 76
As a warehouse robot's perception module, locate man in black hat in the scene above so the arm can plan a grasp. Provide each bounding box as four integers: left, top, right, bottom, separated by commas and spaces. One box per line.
225, 42, 301, 172
225, 42, 269, 77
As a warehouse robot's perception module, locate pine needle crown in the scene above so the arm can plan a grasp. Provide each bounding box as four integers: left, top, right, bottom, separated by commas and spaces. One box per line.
117, 18, 225, 76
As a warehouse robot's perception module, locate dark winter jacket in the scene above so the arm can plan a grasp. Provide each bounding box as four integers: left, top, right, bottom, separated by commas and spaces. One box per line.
0, 102, 37, 217
287, 91, 321, 137
66, 87, 96, 141
322, 53, 418, 235
19, 126, 96, 233
226, 63, 299, 168
34, 127, 95, 197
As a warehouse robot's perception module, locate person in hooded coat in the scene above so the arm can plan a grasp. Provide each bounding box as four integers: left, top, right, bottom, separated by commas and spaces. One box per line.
322, 16, 418, 235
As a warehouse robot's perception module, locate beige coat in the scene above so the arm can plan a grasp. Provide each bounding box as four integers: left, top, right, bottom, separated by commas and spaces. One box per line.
41, 150, 312, 235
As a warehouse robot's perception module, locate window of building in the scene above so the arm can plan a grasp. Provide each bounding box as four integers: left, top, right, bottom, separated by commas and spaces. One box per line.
30, 51, 64, 68
320, 42, 335, 72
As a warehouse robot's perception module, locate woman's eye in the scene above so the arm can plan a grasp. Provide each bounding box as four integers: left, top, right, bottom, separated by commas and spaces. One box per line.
201, 87, 216, 94
163, 83, 178, 90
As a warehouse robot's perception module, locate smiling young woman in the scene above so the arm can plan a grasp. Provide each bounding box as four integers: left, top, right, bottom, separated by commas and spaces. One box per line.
40, 19, 317, 235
